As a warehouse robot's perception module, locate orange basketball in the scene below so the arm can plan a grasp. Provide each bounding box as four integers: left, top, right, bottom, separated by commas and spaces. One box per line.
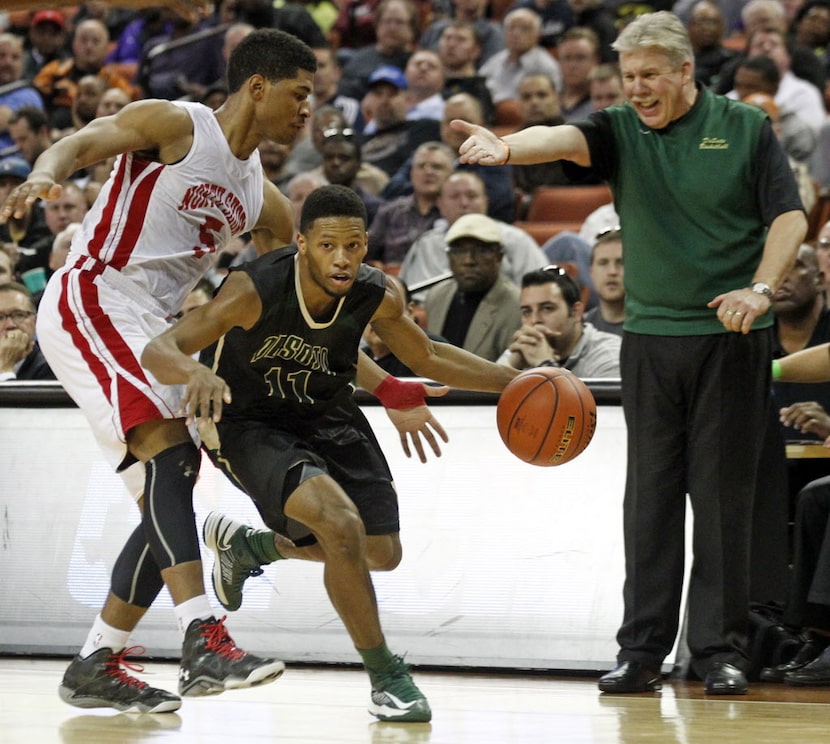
497, 367, 597, 466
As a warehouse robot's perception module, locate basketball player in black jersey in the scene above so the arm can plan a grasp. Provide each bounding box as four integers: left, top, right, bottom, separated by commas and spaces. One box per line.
141, 184, 517, 722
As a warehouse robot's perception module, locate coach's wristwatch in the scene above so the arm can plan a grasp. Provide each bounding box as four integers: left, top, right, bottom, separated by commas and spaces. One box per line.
751, 282, 774, 300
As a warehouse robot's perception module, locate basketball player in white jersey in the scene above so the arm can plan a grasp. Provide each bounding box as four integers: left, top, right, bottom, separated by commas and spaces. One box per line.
0, 29, 320, 714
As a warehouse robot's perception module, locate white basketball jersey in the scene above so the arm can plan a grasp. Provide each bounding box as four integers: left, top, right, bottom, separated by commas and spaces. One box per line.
70, 101, 264, 316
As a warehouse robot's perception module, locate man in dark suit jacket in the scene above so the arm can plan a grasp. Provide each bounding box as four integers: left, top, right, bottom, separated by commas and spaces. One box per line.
0, 281, 55, 381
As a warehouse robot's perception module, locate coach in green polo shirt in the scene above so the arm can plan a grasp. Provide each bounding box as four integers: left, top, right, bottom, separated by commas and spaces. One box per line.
452, 11, 806, 697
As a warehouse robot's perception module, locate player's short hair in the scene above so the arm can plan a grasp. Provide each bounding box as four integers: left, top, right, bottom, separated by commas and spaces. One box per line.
226, 28, 317, 94
300, 184, 367, 233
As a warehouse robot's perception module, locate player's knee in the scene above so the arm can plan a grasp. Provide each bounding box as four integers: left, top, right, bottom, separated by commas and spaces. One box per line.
288, 477, 368, 561
317, 499, 366, 561
143, 441, 201, 569
367, 535, 402, 571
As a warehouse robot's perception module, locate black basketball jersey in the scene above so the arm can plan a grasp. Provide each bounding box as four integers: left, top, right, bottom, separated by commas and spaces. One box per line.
213, 246, 386, 422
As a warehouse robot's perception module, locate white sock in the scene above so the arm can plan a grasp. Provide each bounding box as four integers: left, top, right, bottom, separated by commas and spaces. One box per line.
174, 594, 215, 636
79, 614, 131, 659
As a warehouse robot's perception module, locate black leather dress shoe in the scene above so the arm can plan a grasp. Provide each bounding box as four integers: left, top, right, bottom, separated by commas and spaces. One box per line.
784, 646, 830, 685
760, 633, 828, 683
598, 661, 662, 693
704, 662, 748, 694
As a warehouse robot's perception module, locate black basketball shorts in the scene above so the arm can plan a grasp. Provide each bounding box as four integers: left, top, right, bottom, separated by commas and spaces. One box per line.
205, 400, 400, 539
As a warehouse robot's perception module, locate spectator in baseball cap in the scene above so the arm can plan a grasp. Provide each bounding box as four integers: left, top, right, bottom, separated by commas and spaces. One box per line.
24, 10, 69, 81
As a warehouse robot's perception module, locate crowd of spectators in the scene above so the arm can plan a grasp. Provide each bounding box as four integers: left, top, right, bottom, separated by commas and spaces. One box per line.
3, 0, 830, 390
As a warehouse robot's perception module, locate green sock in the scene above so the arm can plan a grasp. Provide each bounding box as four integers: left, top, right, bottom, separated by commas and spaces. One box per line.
358, 640, 395, 674
246, 529, 284, 564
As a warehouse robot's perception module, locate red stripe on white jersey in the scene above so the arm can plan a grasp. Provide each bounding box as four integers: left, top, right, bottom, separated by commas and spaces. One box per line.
57, 263, 114, 403
88, 154, 128, 262
87, 154, 165, 269
58, 261, 176, 434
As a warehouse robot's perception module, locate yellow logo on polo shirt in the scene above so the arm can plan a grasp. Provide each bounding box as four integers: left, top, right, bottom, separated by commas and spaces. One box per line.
699, 137, 729, 150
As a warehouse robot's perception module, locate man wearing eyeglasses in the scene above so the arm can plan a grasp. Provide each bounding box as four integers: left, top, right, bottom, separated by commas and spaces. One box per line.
0, 281, 55, 381
456, 11, 806, 696
425, 212, 522, 362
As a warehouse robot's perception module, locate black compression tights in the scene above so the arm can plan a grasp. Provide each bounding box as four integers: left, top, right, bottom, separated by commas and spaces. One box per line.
110, 441, 202, 606
143, 441, 202, 570
110, 524, 164, 608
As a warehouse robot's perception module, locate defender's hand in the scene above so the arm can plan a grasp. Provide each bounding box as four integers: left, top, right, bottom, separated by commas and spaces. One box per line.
0, 177, 62, 222
180, 366, 231, 425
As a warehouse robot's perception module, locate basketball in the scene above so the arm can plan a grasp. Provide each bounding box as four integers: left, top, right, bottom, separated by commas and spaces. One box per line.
497, 367, 597, 466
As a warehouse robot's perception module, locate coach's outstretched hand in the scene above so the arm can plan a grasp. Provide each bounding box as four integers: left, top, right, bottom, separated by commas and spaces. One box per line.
452, 119, 508, 166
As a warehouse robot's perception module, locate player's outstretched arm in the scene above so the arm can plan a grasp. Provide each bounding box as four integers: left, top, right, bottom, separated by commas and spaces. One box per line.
356, 351, 449, 463
370, 284, 519, 393
1, 100, 192, 222
250, 182, 295, 256
142, 272, 263, 425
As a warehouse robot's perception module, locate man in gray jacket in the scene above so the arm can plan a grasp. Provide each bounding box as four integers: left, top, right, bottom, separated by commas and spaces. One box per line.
425, 213, 522, 362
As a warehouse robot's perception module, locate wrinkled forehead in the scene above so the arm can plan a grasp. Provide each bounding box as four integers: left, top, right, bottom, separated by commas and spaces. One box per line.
619, 47, 677, 74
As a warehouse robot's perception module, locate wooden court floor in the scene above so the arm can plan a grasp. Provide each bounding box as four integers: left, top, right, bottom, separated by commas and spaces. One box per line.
3, 658, 830, 744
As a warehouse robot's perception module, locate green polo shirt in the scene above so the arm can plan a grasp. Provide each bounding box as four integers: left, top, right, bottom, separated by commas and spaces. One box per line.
568, 87, 804, 336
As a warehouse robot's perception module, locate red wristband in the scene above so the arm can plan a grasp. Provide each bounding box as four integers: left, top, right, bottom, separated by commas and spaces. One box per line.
374, 376, 426, 411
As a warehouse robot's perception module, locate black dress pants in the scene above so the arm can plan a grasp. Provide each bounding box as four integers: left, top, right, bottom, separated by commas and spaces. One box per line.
616, 329, 771, 675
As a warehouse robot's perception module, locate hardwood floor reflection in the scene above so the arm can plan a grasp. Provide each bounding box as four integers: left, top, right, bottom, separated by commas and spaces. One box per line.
2, 658, 829, 744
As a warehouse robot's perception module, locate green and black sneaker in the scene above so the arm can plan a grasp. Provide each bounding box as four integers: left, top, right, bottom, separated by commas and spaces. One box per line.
202, 512, 265, 611
368, 656, 432, 723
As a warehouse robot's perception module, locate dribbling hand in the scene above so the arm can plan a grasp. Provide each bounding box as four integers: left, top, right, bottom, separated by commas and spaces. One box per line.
384, 384, 450, 463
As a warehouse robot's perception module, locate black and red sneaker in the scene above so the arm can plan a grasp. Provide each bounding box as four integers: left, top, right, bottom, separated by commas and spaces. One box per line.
178, 616, 285, 697
59, 646, 181, 713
